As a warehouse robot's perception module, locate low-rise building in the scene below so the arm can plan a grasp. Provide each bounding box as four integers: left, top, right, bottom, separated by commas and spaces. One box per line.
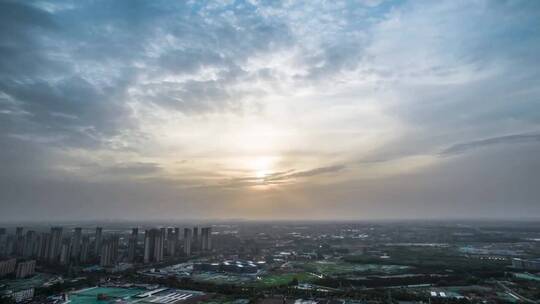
13, 288, 35, 303
1, 288, 35, 303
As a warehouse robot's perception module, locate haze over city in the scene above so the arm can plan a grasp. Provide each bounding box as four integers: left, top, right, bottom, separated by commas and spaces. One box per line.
1, 0, 540, 221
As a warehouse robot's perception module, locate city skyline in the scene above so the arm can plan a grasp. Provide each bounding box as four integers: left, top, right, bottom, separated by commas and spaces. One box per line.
0, 225, 212, 266
1, 0, 540, 221
2, 220, 540, 302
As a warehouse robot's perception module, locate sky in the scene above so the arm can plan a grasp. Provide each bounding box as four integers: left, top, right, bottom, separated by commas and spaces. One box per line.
1, 0, 540, 221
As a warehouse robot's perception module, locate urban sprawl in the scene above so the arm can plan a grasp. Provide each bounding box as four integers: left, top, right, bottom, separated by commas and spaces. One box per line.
1, 221, 540, 303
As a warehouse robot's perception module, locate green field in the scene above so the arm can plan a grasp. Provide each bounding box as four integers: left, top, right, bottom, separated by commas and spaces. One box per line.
69, 287, 144, 304
192, 272, 255, 285
345, 247, 508, 271
294, 260, 411, 275
253, 272, 318, 288
193, 271, 319, 288
192, 260, 410, 289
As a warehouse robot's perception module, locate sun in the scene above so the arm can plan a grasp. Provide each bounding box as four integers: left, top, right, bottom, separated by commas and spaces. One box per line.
255, 170, 268, 179
249, 156, 277, 182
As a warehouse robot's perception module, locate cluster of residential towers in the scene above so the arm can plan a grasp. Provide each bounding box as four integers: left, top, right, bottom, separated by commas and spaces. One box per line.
0, 226, 212, 268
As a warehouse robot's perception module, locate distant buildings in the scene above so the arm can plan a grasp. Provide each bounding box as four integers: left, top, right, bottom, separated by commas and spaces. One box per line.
0, 224, 213, 269
95, 227, 103, 258
167, 228, 177, 257
0, 258, 16, 277
4, 235, 14, 257
15, 260, 35, 278
157, 228, 165, 262
0, 228, 5, 256
193, 227, 199, 246
144, 229, 164, 263
48, 227, 63, 263
1, 226, 100, 266
80, 236, 90, 263
38, 232, 50, 261
59, 238, 71, 265
512, 258, 540, 271
201, 227, 212, 251
0, 258, 36, 279
14, 227, 24, 256
22, 230, 37, 258
128, 228, 138, 263
71, 227, 82, 261
100, 235, 119, 267
183, 228, 192, 256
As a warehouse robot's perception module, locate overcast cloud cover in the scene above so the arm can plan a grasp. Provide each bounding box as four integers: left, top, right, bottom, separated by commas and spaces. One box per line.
1, 0, 540, 221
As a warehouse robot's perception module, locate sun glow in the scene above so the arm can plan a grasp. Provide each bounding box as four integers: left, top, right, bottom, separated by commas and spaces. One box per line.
255, 170, 268, 179
250, 156, 276, 180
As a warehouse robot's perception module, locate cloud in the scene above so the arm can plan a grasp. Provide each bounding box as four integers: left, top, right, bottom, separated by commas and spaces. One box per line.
0, 0, 296, 146
279, 165, 346, 179
218, 165, 346, 188
0, 1, 60, 78
440, 133, 540, 156
1, 0, 540, 220
101, 162, 162, 176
